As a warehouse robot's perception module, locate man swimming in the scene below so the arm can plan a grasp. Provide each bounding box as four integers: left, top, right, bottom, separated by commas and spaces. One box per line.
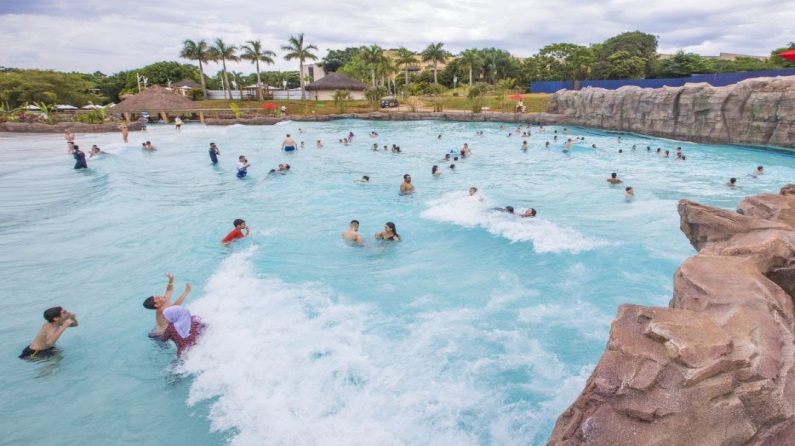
19, 306, 78, 360
727, 178, 737, 187
142, 273, 192, 338
222, 219, 250, 245
342, 220, 366, 246
282, 134, 297, 151
354, 175, 370, 183
400, 174, 415, 194
607, 172, 623, 184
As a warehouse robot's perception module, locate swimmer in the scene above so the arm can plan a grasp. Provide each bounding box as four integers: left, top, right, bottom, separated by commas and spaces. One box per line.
632, 144, 636, 151
460, 143, 471, 157
625, 186, 634, 200
118, 123, 129, 143
298, 128, 304, 133
72, 145, 87, 169
432, 165, 442, 176
468, 186, 484, 201
278, 164, 291, 172
727, 177, 737, 188
449, 164, 455, 170
437, 134, 442, 139
174, 116, 183, 130
617, 136, 622, 143
618, 149, 623, 154
522, 208, 537, 218
355, 175, 370, 183
300, 141, 305, 148
383, 145, 388, 151
393, 146, 401, 153
142, 141, 157, 151
89, 145, 109, 158
370, 131, 378, 137
236, 156, 250, 178
591, 144, 597, 149
221, 219, 249, 245
563, 139, 574, 153
349, 131, 354, 140
545, 141, 550, 148
756, 166, 764, 175
372, 143, 379, 151
375, 222, 400, 241
664, 150, 670, 158
442, 154, 451, 162
607, 172, 623, 184
19, 306, 78, 360
342, 220, 366, 246
142, 273, 192, 338
316, 140, 323, 148
400, 174, 415, 194
209, 143, 221, 164
493, 206, 515, 214
282, 134, 297, 151
160, 306, 205, 357
521, 141, 529, 152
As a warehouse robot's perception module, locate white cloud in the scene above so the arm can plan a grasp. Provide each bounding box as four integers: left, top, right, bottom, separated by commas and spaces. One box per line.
0, 0, 792, 75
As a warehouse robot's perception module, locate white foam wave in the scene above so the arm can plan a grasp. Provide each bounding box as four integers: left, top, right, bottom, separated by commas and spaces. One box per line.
421, 191, 608, 254
175, 249, 580, 446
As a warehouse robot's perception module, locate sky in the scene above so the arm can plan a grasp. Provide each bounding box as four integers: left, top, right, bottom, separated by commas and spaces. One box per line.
1, 0, 793, 76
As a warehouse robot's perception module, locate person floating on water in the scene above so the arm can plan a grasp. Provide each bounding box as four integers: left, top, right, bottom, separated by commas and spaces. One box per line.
19, 306, 78, 360
607, 172, 623, 184
160, 306, 205, 357
522, 208, 537, 218
282, 134, 297, 152
342, 220, 366, 246
727, 177, 737, 188
354, 175, 370, 183
493, 206, 515, 214
375, 222, 400, 241
222, 219, 249, 245
400, 174, 415, 194
236, 156, 250, 178
142, 273, 192, 338
209, 143, 221, 164
89, 145, 109, 158
72, 145, 87, 169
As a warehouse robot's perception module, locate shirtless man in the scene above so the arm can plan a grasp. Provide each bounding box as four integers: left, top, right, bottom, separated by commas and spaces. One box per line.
65, 130, 75, 153
118, 123, 129, 143
342, 220, 366, 246
400, 174, 415, 194
142, 141, 157, 151
282, 134, 297, 151
142, 273, 192, 338
19, 306, 78, 360
607, 172, 623, 184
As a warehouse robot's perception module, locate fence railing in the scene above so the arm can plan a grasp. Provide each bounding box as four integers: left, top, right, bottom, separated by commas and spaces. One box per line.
530, 68, 795, 93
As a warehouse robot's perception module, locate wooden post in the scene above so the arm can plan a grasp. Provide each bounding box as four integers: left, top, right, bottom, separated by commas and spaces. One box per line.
199, 111, 205, 124
124, 112, 130, 122
160, 112, 169, 124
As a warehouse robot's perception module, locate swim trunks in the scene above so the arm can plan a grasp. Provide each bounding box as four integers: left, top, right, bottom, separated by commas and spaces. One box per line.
283, 146, 296, 152
19, 346, 56, 360
236, 170, 247, 178
209, 150, 218, 164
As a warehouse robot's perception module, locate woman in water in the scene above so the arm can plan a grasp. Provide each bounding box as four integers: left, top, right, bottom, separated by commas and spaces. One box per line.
160, 306, 205, 357
375, 222, 400, 241
432, 165, 442, 176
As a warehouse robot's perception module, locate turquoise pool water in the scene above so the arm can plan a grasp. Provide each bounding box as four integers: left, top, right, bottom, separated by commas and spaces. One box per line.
1, 120, 793, 445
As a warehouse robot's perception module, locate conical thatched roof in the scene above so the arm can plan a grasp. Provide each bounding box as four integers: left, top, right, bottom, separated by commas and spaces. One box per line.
113, 85, 197, 112
305, 73, 368, 91
172, 79, 200, 88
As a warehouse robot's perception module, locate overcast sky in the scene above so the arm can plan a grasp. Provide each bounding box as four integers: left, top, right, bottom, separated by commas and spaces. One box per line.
1, 0, 793, 76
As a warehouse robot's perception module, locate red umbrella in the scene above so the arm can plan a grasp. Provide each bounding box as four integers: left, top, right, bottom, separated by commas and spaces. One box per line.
262, 103, 278, 109
777, 49, 795, 63
509, 94, 524, 99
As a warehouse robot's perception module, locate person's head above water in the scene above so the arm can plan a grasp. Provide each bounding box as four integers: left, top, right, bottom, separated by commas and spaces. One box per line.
385, 222, 398, 235
233, 219, 246, 228
505, 206, 514, 213
403, 174, 411, 182
44, 306, 64, 322
524, 208, 537, 217
350, 220, 359, 228
469, 187, 478, 195
611, 172, 618, 178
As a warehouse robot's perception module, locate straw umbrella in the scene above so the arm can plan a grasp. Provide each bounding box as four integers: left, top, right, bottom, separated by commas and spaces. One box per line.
113, 85, 201, 123
304, 73, 368, 100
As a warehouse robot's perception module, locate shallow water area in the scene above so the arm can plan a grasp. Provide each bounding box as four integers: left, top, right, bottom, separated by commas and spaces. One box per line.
1, 120, 793, 445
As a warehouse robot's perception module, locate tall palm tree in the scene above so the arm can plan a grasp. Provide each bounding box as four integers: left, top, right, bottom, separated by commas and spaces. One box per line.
421, 42, 450, 85
395, 47, 417, 87
458, 49, 483, 86
180, 39, 213, 98
281, 33, 318, 101
240, 39, 276, 101
210, 38, 239, 100
360, 44, 385, 87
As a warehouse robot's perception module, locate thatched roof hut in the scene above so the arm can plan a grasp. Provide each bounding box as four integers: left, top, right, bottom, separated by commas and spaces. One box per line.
304, 73, 368, 100
172, 79, 201, 89
114, 85, 200, 123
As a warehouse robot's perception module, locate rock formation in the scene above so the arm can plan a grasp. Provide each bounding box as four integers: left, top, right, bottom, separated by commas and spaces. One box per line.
540, 76, 795, 148
548, 185, 795, 446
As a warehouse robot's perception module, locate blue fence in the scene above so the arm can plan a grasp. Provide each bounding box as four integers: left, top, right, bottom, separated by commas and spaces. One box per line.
530, 68, 795, 93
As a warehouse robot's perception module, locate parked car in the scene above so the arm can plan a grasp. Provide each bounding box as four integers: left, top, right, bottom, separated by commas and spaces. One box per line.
380, 98, 399, 108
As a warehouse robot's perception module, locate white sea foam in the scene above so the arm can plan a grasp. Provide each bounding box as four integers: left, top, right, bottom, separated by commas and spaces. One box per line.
176, 249, 582, 446
421, 191, 608, 254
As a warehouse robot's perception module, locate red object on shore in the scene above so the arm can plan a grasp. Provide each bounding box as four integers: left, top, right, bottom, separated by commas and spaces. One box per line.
262, 103, 278, 109
776, 49, 795, 63
509, 94, 524, 99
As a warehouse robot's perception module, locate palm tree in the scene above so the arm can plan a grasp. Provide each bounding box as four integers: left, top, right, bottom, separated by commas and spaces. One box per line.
458, 49, 483, 86
240, 39, 276, 101
395, 47, 417, 87
421, 42, 450, 85
210, 38, 239, 100
360, 44, 385, 87
281, 33, 318, 100
180, 39, 212, 98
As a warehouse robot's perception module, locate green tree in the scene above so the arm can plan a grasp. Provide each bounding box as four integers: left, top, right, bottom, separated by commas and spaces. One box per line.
395, 47, 418, 88
282, 33, 319, 100
180, 39, 213, 98
479, 48, 520, 84
364, 86, 388, 111
421, 42, 450, 84
769, 42, 795, 68
654, 51, 709, 78
594, 31, 658, 79
0, 70, 104, 109
122, 61, 200, 93
458, 49, 483, 86
338, 56, 371, 83
360, 44, 386, 86
210, 38, 239, 100
240, 39, 276, 100
332, 90, 351, 113
318, 47, 360, 73
536, 43, 595, 80
603, 51, 647, 79
467, 83, 488, 113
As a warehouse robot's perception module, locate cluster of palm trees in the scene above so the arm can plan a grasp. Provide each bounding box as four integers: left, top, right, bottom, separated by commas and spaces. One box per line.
180, 33, 318, 100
